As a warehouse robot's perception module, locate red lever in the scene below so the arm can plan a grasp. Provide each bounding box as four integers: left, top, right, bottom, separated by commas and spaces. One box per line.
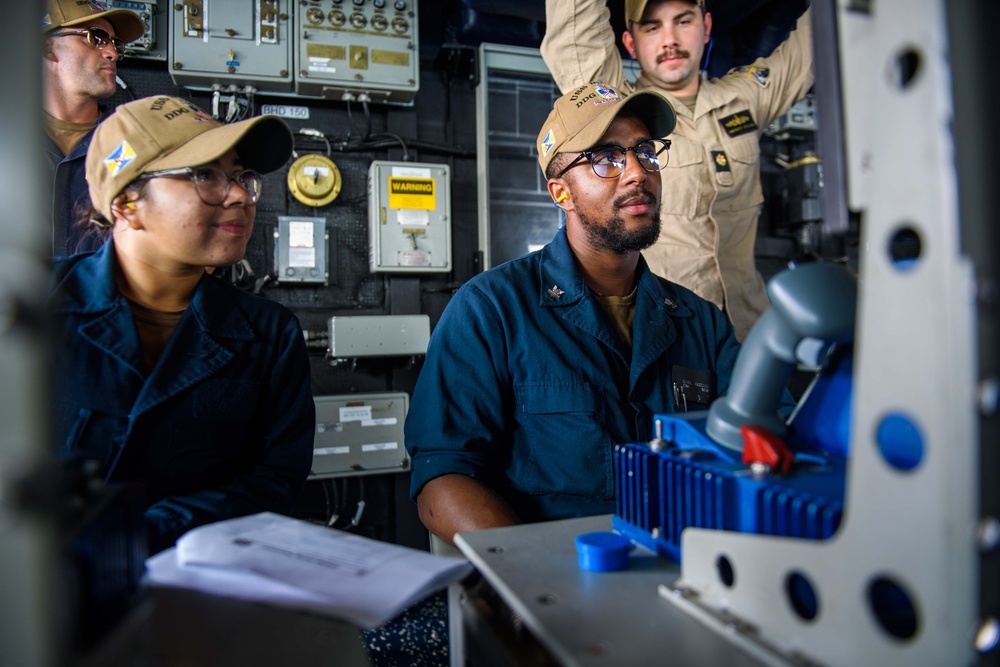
741, 424, 793, 474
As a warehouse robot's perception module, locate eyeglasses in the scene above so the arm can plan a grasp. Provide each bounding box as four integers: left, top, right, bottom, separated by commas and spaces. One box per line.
137, 166, 264, 206
557, 139, 671, 179
49, 27, 127, 59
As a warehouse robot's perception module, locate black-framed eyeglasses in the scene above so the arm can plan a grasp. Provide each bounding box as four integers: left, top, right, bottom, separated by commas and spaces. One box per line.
557, 139, 672, 179
136, 166, 264, 206
49, 27, 126, 59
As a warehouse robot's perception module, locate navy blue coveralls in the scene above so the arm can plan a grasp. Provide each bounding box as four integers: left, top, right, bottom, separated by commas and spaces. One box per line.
405, 227, 743, 523
49, 241, 315, 552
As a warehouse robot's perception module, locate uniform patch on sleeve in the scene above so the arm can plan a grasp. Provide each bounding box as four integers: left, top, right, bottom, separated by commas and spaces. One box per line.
727, 65, 771, 87
718, 110, 758, 138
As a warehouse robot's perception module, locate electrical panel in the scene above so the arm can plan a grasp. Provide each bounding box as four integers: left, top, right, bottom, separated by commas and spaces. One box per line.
294, 0, 419, 104
310, 393, 410, 478
102, 0, 165, 60
274, 216, 329, 284
368, 161, 452, 273
168, 0, 294, 93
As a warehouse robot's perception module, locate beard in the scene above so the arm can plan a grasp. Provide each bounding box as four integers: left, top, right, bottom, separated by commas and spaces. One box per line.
577, 189, 661, 254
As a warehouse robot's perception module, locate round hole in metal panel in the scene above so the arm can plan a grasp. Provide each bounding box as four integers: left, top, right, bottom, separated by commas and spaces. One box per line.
888, 226, 922, 270
785, 571, 819, 621
890, 47, 922, 90
716, 555, 735, 588
867, 575, 919, 640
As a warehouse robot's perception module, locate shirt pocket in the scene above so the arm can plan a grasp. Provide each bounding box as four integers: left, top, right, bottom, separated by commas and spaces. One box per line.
514, 382, 614, 500
713, 135, 764, 210
162, 379, 263, 479
50, 400, 121, 469
660, 134, 703, 217
50, 400, 94, 455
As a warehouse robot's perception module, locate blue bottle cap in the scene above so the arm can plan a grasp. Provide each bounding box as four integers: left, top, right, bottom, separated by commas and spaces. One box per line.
575, 531, 632, 572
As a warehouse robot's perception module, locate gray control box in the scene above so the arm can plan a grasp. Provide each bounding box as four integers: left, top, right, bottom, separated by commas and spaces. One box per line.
274, 216, 328, 284
310, 393, 410, 478
169, 0, 294, 93
103, 0, 164, 60
294, 0, 419, 104
328, 315, 429, 358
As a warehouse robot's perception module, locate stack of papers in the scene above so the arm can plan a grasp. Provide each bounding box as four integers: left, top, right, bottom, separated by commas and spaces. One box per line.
145, 512, 472, 628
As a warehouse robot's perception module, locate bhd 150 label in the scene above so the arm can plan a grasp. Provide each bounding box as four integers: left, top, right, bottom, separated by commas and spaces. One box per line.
261, 105, 311, 120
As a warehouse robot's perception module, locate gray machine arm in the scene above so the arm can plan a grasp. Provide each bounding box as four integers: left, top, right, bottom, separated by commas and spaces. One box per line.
706, 262, 857, 452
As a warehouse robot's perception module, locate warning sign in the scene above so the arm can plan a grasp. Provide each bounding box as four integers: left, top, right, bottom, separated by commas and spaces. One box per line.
388, 177, 436, 210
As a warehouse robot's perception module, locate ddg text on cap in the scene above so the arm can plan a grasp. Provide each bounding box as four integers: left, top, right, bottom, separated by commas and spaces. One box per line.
86, 96, 293, 221
536, 82, 676, 175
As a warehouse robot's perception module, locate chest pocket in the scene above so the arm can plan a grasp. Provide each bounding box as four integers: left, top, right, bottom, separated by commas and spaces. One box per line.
659, 134, 703, 217
712, 134, 764, 210
158, 379, 262, 478
50, 400, 124, 470
513, 382, 614, 500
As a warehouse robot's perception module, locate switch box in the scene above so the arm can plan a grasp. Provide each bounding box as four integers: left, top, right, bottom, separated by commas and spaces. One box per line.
368, 161, 452, 273
275, 216, 329, 284
103, 0, 163, 60
169, 0, 293, 93
294, 0, 419, 104
311, 393, 410, 478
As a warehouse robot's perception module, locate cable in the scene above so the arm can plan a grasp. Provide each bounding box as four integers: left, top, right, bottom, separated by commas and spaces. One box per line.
115, 74, 136, 100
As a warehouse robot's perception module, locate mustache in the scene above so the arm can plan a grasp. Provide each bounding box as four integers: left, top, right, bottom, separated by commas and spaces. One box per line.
614, 188, 658, 208
656, 49, 690, 63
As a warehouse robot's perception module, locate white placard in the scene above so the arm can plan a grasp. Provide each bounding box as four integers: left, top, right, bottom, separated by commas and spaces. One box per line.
289, 221, 315, 248
340, 406, 373, 422
314, 446, 350, 456
391, 166, 432, 179
316, 422, 344, 433
361, 418, 398, 427
397, 209, 430, 225
289, 248, 315, 267
361, 442, 399, 452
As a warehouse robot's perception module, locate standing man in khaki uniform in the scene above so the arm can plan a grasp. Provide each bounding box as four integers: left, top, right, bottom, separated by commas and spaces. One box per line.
541, 0, 812, 340
43, 0, 144, 255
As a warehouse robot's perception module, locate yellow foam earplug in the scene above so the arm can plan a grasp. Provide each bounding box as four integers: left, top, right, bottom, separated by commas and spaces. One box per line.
125, 201, 136, 210
555, 193, 569, 204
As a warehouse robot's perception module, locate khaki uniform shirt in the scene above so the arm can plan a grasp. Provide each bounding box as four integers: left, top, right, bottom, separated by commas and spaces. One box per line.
541, 0, 814, 340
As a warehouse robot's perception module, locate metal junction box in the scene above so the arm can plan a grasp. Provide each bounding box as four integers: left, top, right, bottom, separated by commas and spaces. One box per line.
311, 393, 410, 478
103, 0, 164, 60
327, 315, 430, 358
169, 0, 294, 93
294, 0, 419, 104
274, 216, 329, 284
368, 161, 452, 273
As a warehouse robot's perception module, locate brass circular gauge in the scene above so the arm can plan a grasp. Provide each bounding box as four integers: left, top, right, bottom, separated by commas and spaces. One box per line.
371, 14, 388, 31
350, 12, 367, 29
328, 9, 346, 27
287, 154, 342, 208
305, 7, 324, 24
392, 16, 409, 33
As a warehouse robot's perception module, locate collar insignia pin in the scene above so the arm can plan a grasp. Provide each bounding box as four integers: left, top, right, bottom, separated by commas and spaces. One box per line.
664, 297, 677, 309
548, 285, 565, 299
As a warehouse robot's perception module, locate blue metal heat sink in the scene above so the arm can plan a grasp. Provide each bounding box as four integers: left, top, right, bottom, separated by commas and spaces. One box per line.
612, 414, 846, 562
